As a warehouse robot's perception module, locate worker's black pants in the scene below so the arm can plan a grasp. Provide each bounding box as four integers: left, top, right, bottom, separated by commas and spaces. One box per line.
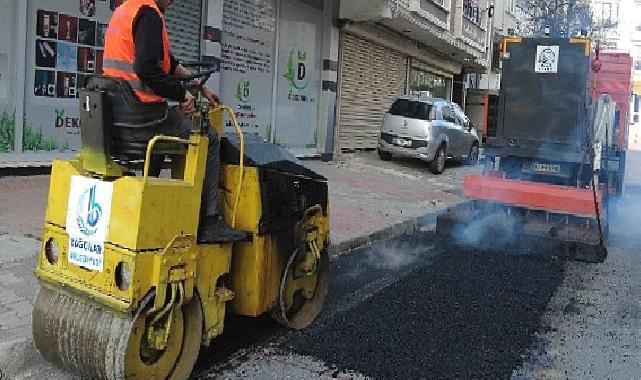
149, 107, 220, 217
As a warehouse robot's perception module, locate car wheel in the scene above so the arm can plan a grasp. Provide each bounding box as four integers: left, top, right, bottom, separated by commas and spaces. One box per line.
466, 142, 479, 165
429, 143, 446, 174
378, 150, 392, 161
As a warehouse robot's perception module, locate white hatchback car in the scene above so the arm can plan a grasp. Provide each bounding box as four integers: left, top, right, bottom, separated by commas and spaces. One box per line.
377, 96, 480, 174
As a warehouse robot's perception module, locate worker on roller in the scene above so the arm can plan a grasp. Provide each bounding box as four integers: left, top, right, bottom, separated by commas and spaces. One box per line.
103, 0, 247, 242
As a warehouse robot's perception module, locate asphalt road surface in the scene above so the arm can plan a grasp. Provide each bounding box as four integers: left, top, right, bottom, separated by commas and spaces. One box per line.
6, 230, 641, 380
5, 188, 641, 379
188, 232, 565, 379
190, 198, 641, 379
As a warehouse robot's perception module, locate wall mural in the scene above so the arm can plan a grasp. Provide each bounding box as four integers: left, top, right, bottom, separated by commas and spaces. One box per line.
24, 0, 113, 152
217, 0, 277, 140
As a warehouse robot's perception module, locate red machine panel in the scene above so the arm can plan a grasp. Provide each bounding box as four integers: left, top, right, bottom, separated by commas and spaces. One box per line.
594, 52, 633, 149
463, 175, 603, 217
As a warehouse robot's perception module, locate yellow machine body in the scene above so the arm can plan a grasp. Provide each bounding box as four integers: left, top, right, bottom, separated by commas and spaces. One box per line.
221, 165, 330, 316
32, 103, 330, 379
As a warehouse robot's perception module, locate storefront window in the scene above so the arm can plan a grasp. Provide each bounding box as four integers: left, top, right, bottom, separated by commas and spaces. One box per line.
409, 69, 452, 100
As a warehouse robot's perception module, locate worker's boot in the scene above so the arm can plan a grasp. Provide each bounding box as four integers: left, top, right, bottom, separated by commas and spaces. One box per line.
198, 215, 250, 243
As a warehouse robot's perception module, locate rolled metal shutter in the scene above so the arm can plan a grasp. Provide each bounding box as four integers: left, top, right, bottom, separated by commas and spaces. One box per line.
164, 0, 202, 62
337, 33, 407, 150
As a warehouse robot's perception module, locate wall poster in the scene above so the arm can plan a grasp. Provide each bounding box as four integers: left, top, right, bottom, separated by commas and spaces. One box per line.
25, 0, 113, 151
218, 0, 277, 139
0, 0, 18, 152
274, 0, 322, 149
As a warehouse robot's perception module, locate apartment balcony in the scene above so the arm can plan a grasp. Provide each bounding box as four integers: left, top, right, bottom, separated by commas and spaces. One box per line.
339, 0, 489, 71
461, 10, 486, 51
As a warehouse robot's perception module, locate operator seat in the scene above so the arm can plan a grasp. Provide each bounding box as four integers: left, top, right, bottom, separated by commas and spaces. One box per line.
79, 75, 185, 174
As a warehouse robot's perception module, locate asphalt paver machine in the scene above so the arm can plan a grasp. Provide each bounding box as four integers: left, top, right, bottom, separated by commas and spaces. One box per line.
31, 68, 330, 379
437, 37, 626, 262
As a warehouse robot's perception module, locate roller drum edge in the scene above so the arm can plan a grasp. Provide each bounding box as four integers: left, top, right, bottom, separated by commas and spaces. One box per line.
32, 286, 133, 380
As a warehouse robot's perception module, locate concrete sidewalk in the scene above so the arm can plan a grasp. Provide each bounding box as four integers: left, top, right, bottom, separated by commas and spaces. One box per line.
0, 151, 472, 378
306, 152, 471, 253
0, 152, 76, 169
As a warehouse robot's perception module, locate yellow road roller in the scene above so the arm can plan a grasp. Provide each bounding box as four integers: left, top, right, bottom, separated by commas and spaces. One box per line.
32, 72, 330, 379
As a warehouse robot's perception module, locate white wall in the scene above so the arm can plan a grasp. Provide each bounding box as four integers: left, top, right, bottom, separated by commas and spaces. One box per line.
339, 0, 392, 21
492, 0, 517, 34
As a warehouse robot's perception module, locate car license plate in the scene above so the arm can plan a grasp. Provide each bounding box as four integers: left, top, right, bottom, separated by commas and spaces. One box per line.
392, 138, 412, 147
532, 163, 561, 173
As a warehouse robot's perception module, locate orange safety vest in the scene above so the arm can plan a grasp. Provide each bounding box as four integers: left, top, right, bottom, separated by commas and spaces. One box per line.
103, 0, 172, 103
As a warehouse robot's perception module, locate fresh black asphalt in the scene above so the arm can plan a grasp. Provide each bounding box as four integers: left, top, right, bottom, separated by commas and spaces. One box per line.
194, 232, 566, 379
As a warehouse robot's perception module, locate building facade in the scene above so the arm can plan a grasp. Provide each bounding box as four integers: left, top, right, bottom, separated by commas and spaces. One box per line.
335, 0, 491, 151
627, 0, 641, 149
0, 0, 340, 159
465, 0, 521, 140
0, 0, 490, 160
614, 0, 641, 149
591, 0, 622, 50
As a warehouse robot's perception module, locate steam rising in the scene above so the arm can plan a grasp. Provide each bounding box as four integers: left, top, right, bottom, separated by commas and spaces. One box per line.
344, 236, 436, 280
451, 212, 519, 249
608, 183, 641, 248
367, 239, 427, 270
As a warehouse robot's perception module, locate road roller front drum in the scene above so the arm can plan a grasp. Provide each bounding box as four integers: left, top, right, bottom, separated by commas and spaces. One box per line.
33, 286, 203, 380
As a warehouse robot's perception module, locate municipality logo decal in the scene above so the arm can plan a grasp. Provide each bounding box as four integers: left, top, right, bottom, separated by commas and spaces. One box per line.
235, 80, 251, 103
76, 185, 103, 236
535, 45, 559, 73
284, 46, 308, 90
537, 48, 556, 71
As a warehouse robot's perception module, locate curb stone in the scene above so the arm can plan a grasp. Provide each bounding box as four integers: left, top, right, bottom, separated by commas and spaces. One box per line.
328, 202, 461, 259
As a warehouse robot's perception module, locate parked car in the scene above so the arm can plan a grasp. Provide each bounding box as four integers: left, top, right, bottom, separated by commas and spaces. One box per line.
377, 96, 480, 174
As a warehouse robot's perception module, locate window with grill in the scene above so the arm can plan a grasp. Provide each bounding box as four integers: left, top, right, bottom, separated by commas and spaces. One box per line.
463, 0, 481, 24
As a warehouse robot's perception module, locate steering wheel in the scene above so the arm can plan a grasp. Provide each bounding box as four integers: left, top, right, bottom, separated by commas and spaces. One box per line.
177, 61, 219, 92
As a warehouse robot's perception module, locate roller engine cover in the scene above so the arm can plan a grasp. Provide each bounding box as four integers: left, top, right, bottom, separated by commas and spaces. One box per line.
221, 133, 329, 235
